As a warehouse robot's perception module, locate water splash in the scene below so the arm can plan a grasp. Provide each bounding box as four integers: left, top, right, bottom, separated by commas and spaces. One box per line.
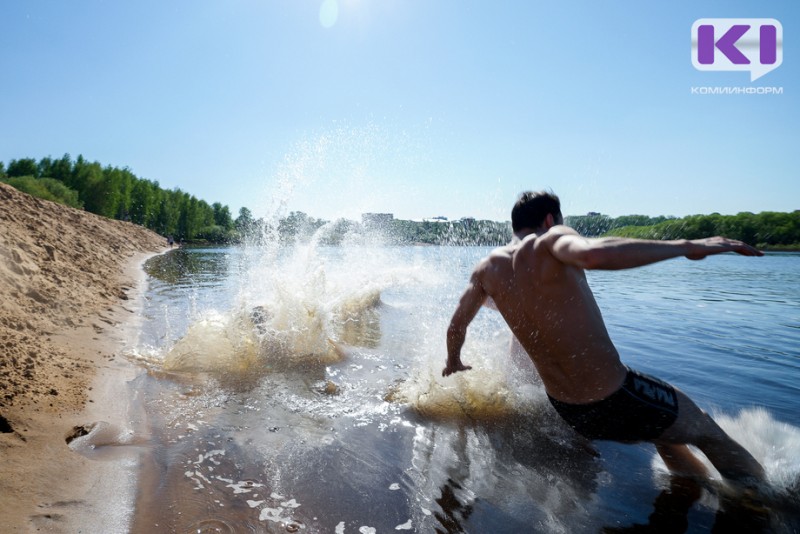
388, 324, 545, 421
647, 406, 800, 524
715, 407, 800, 495
144, 122, 440, 380
145, 226, 437, 384
162, 309, 261, 375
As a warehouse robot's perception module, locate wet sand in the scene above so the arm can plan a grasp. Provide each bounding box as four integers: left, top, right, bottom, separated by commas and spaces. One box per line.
0, 182, 167, 532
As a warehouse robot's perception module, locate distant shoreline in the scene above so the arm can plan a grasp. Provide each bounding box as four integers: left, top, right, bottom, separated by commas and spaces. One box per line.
759, 245, 800, 252
178, 239, 800, 251
2, 170, 798, 249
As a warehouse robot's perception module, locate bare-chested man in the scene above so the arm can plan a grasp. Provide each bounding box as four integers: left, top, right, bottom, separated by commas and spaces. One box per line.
442, 191, 765, 484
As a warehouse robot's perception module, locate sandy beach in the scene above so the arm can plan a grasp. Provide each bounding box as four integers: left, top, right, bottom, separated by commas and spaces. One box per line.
0, 182, 167, 532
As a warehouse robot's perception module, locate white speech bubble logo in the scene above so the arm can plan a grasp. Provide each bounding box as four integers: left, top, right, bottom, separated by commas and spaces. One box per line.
692, 18, 783, 82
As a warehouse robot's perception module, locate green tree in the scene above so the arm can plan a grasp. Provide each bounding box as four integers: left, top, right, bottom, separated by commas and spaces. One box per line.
756, 211, 796, 245
2, 176, 83, 209
67, 155, 96, 200
81, 163, 119, 217
130, 179, 154, 225
212, 202, 233, 230
199, 200, 215, 229
235, 207, 255, 233
114, 168, 136, 220
612, 215, 674, 229
278, 211, 326, 241
49, 153, 73, 183
144, 180, 161, 229
175, 191, 191, 239
195, 225, 229, 242
321, 218, 357, 245
151, 188, 176, 237
37, 156, 54, 178
6, 158, 39, 177
565, 214, 614, 237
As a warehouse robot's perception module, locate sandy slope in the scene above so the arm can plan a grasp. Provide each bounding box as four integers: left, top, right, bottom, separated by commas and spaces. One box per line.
0, 182, 167, 532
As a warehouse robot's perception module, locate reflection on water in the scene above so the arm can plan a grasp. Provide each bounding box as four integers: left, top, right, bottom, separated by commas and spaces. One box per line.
145, 247, 232, 287
120, 246, 800, 532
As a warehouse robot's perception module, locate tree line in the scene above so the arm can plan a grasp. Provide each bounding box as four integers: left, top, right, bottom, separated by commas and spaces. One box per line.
234, 210, 513, 246
565, 212, 799, 248
603, 211, 800, 248
2, 156, 797, 248
1, 155, 240, 242
384, 211, 799, 248
564, 214, 676, 237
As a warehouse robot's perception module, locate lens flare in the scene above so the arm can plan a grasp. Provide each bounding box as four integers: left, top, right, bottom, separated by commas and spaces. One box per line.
319, 0, 338, 29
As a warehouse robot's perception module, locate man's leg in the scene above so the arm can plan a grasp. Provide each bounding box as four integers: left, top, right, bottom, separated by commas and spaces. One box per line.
655, 388, 765, 483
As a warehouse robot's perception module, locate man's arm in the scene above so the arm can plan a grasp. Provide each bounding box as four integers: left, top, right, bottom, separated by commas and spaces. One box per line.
442, 270, 487, 377
547, 227, 762, 270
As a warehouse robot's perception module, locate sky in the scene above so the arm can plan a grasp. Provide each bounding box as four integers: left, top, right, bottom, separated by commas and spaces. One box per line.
1, 1, 797, 222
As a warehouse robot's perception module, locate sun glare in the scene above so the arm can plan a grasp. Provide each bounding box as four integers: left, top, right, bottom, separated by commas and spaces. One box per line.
319, 0, 338, 29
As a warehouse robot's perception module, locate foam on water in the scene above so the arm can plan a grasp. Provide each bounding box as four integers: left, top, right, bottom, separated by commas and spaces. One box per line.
66, 421, 148, 460
648, 407, 800, 512
716, 408, 800, 493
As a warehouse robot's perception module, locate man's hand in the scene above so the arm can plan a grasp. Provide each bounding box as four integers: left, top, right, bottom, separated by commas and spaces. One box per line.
685, 237, 764, 260
442, 361, 472, 377
443, 270, 485, 378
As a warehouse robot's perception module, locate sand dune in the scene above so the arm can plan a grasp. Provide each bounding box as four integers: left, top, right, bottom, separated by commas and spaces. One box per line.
0, 182, 167, 531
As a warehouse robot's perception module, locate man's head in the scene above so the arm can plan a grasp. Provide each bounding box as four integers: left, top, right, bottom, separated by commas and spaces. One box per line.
511, 191, 563, 233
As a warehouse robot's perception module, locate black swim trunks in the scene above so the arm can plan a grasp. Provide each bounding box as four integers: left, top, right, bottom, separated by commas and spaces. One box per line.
547, 368, 679, 442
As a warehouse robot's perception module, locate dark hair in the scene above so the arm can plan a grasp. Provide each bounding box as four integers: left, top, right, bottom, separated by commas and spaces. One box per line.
511, 191, 562, 232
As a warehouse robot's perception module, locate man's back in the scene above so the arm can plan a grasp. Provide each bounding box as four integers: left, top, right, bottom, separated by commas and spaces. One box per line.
445, 191, 766, 484
475, 226, 627, 403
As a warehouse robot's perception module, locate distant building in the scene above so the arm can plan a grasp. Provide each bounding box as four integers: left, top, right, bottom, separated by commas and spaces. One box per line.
586, 211, 601, 217
422, 216, 449, 223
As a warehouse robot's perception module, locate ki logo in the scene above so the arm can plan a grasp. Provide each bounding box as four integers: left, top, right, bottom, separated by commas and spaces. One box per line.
691, 19, 783, 82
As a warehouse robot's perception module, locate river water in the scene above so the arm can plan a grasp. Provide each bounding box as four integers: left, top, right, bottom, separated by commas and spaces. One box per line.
109, 242, 798, 532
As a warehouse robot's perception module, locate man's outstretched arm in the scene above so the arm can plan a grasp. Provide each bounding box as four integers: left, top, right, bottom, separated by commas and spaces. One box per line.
548, 227, 762, 271
443, 271, 487, 377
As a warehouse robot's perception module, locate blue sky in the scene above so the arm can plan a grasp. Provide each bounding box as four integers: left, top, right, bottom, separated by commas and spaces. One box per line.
1, 1, 797, 222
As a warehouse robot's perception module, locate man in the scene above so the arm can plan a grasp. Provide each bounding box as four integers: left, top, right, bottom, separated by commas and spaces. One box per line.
442, 191, 765, 484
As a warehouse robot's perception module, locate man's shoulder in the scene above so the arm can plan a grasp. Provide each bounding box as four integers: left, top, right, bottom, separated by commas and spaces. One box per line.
514, 226, 580, 266
487, 243, 516, 259
475, 245, 514, 274
527, 225, 579, 249
545, 225, 580, 239
477, 246, 508, 271
516, 226, 574, 249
